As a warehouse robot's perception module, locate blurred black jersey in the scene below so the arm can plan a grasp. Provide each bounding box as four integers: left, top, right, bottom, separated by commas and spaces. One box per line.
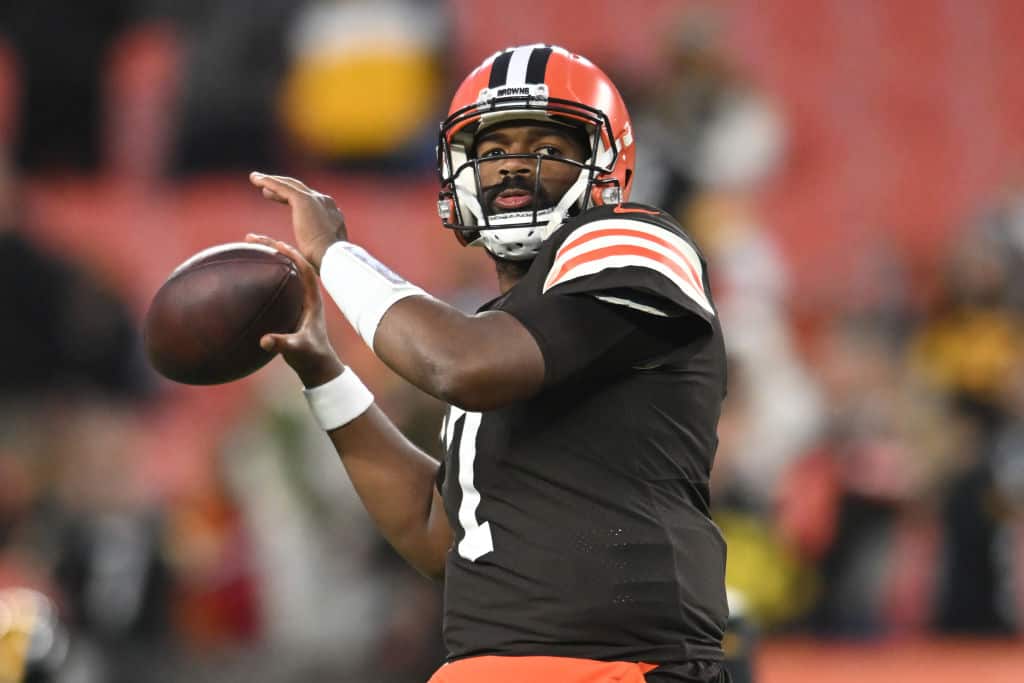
437, 203, 729, 673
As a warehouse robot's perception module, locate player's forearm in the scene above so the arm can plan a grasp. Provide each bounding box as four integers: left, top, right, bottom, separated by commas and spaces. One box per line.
316, 241, 545, 410
295, 355, 450, 578
327, 405, 451, 579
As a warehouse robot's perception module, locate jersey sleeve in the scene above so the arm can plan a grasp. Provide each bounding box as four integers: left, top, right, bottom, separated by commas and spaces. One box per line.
435, 459, 446, 494
541, 208, 715, 323
500, 290, 710, 387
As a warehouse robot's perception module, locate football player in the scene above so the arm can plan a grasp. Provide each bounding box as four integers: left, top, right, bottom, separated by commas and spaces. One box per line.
248, 44, 730, 683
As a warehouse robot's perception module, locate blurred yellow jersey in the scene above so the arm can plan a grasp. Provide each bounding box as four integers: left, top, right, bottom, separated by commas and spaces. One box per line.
0, 590, 35, 683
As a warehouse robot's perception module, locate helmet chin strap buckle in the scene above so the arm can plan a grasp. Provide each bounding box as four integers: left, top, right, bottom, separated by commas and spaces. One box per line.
437, 199, 453, 221
601, 186, 622, 205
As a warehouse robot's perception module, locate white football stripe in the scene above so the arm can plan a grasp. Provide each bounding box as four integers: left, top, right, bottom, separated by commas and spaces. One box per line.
171, 242, 279, 278
545, 253, 714, 315
559, 218, 696, 252
546, 233, 704, 293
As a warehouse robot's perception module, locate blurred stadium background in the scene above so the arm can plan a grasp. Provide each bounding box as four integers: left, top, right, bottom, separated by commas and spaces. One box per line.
2, 0, 1024, 681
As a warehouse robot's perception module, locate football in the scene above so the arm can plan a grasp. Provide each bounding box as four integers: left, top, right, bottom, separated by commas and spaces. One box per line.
144, 243, 304, 385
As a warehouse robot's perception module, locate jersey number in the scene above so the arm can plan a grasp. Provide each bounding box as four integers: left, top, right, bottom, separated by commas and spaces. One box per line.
445, 407, 494, 561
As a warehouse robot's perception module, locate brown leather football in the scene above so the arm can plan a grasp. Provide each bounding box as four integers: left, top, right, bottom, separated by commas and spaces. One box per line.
144, 243, 304, 385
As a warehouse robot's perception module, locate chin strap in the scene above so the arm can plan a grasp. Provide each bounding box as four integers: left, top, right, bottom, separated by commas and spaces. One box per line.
455, 177, 485, 225
540, 166, 590, 239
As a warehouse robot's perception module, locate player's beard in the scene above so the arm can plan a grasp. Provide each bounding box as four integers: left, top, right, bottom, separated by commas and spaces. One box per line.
481, 175, 555, 215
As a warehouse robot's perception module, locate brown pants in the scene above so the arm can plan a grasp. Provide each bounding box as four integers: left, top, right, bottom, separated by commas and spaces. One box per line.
428, 656, 658, 683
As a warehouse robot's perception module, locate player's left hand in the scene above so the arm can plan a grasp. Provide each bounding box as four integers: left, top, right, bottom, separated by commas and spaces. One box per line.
249, 172, 348, 271
245, 232, 345, 388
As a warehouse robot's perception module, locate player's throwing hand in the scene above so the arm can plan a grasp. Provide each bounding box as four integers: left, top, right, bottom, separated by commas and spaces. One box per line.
245, 233, 344, 388
249, 172, 348, 270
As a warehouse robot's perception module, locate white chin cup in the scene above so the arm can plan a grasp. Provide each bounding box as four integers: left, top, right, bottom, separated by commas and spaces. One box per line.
476, 208, 556, 260
473, 165, 592, 260
478, 226, 544, 260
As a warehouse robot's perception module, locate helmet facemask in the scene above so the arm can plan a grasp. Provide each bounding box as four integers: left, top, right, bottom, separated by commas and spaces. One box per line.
438, 92, 621, 260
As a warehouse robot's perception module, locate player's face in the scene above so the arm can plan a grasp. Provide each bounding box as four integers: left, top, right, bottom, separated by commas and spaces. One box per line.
474, 123, 588, 215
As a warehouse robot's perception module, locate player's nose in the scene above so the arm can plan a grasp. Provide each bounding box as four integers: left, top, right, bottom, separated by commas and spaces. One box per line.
496, 154, 534, 176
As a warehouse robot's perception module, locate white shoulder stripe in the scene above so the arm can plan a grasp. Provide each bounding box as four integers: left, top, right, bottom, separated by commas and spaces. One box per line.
546, 253, 715, 315
551, 218, 704, 283
559, 218, 693, 251
548, 234, 703, 290
543, 218, 711, 314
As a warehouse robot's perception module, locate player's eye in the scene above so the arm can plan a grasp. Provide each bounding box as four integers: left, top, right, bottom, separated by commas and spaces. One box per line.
480, 148, 506, 158
537, 145, 562, 157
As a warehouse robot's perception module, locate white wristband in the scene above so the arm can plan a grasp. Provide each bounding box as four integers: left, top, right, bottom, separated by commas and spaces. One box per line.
302, 368, 374, 431
320, 241, 430, 349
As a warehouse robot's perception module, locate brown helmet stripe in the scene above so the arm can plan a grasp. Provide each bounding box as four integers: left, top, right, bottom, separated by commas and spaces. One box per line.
524, 46, 552, 84
488, 50, 513, 88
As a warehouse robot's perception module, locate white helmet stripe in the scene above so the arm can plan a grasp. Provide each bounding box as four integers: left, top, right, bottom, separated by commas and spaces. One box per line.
488, 44, 553, 88
506, 46, 535, 86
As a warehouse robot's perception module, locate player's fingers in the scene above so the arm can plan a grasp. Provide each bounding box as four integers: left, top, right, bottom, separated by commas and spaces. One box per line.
245, 233, 281, 250
247, 234, 323, 321
264, 332, 313, 358
259, 333, 280, 353
251, 171, 311, 194
268, 237, 320, 290
249, 172, 308, 202
267, 175, 312, 193
260, 187, 288, 204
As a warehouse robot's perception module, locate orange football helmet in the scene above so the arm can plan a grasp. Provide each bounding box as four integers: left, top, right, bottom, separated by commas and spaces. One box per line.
437, 45, 636, 259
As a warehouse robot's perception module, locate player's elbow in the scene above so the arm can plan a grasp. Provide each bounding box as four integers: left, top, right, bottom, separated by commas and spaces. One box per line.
430, 329, 543, 411
438, 359, 545, 411
418, 560, 446, 582
435, 364, 502, 412
392, 540, 447, 582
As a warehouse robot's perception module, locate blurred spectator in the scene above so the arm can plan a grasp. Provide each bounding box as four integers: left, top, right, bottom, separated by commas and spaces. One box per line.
911, 237, 1024, 430
910, 210, 1024, 635
632, 10, 820, 510
690, 193, 823, 508
47, 404, 174, 683
167, 0, 300, 175
0, 152, 169, 681
713, 356, 825, 631
630, 9, 785, 221
164, 471, 259, 651
194, 366, 444, 681
0, 588, 82, 683
0, 157, 153, 400
278, 0, 449, 171
988, 356, 1024, 634
971, 175, 1024, 312
168, 0, 449, 175
785, 320, 960, 635
0, 0, 139, 173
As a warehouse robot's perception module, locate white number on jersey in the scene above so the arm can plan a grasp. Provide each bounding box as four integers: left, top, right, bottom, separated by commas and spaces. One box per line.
443, 407, 494, 561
